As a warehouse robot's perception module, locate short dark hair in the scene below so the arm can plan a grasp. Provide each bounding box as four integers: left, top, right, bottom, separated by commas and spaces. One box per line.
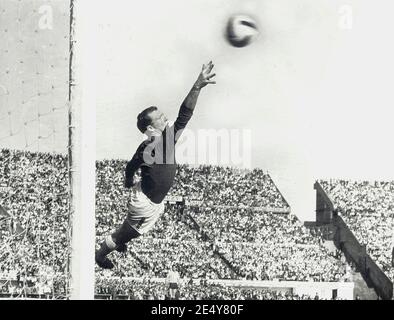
137, 106, 157, 133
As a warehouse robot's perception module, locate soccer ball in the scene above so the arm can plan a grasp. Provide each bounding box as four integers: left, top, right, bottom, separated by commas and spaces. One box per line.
225, 14, 259, 48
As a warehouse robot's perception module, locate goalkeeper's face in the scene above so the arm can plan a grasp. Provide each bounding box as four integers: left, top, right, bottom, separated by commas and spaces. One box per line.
148, 109, 169, 132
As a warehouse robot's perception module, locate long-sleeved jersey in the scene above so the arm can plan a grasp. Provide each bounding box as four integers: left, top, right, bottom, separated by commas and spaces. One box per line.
125, 104, 193, 204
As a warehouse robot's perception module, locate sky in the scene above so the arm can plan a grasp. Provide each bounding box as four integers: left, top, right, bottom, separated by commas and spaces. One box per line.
1, 0, 394, 222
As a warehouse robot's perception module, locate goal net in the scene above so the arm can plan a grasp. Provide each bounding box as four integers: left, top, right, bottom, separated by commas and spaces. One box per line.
0, 0, 95, 299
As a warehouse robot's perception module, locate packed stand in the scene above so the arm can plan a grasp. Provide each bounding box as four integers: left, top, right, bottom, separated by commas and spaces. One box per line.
216, 242, 346, 281
96, 203, 235, 279
319, 179, 394, 281
187, 206, 321, 244
185, 206, 346, 281
0, 149, 348, 298
173, 164, 289, 209
0, 149, 69, 297
122, 239, 232, 279
95, 159, 289, 210
95, 277, 332, 300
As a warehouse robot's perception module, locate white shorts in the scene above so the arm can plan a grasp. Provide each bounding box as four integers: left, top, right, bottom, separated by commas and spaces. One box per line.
126, 182, 165, 235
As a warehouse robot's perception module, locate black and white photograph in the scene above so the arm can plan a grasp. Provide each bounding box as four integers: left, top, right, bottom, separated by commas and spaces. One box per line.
1, 0, 394, 305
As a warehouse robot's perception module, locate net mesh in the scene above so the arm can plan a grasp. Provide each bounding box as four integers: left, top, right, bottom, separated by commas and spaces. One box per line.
0, 0, 71, 299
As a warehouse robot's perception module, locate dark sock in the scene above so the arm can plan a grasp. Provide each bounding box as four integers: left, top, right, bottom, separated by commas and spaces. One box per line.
97, 220, 140, 259
96, 236, 117, 259
112, 220, 141, 245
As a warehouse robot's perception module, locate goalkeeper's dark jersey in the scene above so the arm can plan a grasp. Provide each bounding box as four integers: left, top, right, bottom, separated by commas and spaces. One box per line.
125, 104, 193, 204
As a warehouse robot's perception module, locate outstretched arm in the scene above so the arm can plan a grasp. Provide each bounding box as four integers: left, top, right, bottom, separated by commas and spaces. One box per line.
183, 61, 216, 112
174, 61, 216, 133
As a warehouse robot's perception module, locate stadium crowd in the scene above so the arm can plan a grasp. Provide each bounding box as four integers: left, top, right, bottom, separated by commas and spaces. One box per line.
184, 206, 346, 281
187, 206, 321, 244
95, 159, 290, 210
96, 204, 346, 282
0, 149, 69, 297
216, 242, 346, 281
95, 278, 331, 300
319, 179, 394, 281
96, 202, 236, 280
1, 149, 384, 299
173, 164, 289, 209
119, 239, 231, 279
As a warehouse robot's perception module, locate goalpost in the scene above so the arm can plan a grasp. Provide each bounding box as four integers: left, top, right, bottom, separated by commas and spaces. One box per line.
68, 0, 96, 299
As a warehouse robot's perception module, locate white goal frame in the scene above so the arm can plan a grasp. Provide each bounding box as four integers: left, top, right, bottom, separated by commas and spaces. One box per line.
68, 0, 96, 300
